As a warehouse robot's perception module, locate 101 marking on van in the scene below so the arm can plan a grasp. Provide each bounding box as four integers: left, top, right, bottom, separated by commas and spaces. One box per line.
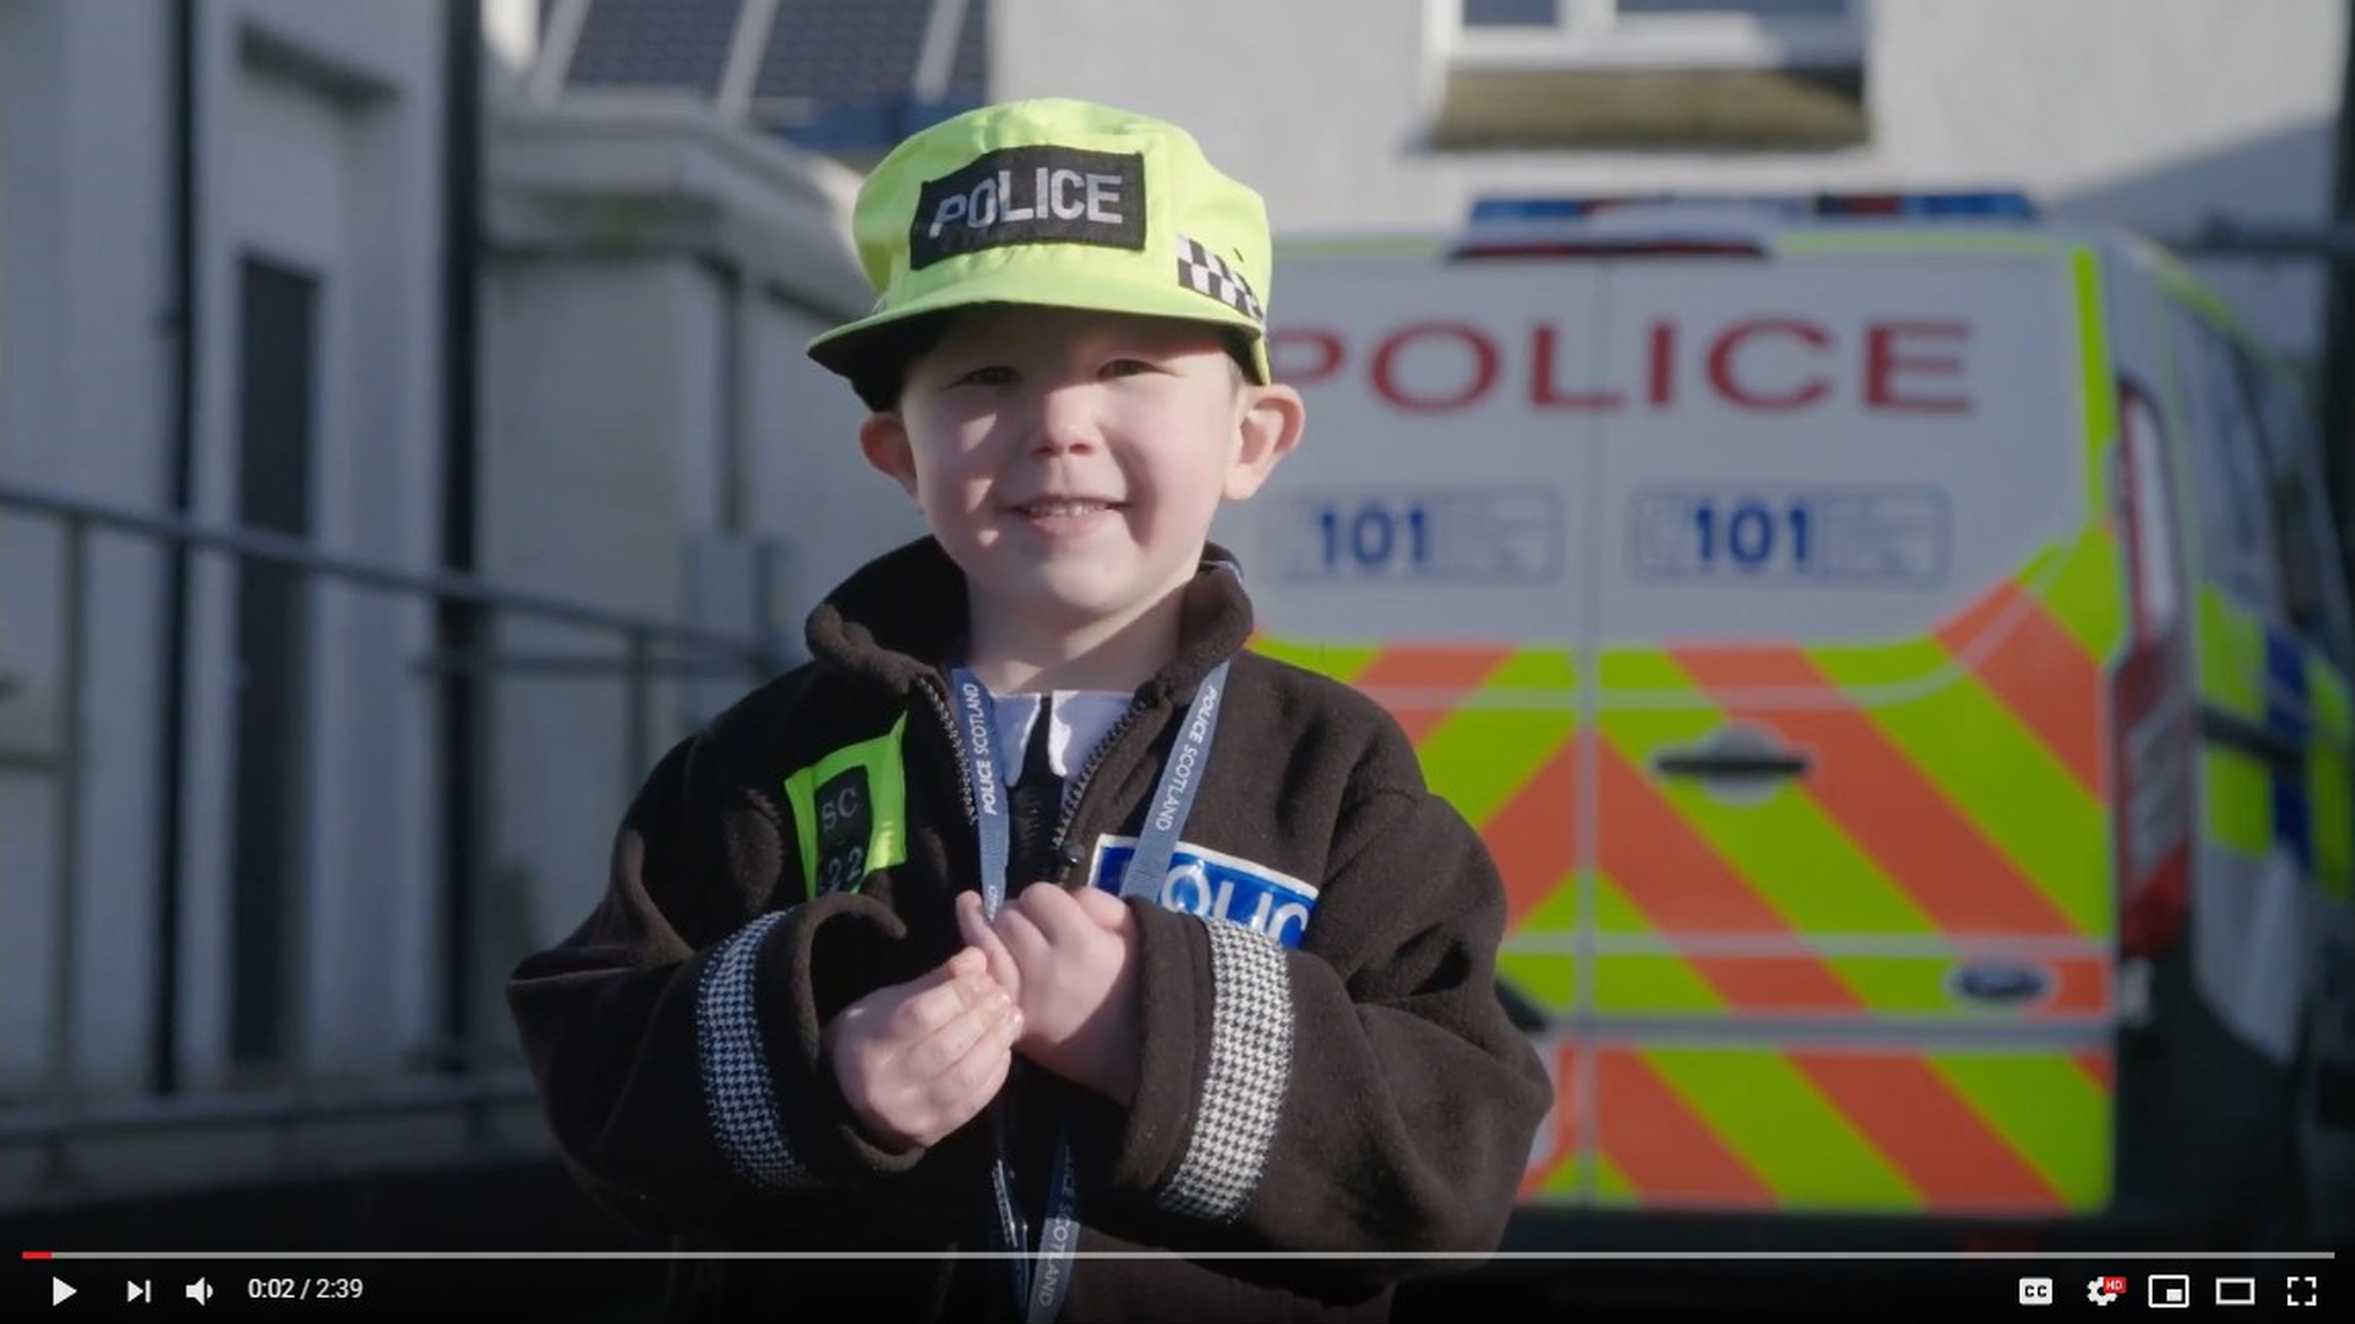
1631, 485, 1952, 586
1276, 485, 1568, 584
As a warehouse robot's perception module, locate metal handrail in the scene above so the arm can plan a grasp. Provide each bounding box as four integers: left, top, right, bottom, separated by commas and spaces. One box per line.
0, 1071, 543, 1145
0, 479, 776, 653
0, 477, 783, 1191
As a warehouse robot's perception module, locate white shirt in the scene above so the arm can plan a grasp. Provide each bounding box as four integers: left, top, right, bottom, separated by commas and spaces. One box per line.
987, 689, 1131, 786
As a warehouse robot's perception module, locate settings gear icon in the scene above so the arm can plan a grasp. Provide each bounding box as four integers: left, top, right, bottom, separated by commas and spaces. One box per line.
2087, 1276, 2123, 1306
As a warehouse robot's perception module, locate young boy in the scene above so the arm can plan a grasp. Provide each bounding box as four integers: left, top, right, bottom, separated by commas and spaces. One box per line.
508, 99, 1549, 1322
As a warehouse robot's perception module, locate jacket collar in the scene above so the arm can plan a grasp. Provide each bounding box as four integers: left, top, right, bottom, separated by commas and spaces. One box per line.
804, 536, 1255, 705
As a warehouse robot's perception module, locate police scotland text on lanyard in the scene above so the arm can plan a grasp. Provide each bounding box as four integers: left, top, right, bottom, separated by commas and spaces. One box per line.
949, 659, 1230, 1324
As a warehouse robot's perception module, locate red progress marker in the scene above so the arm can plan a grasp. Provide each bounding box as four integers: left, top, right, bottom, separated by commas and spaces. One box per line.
21, 1250, 54, 1260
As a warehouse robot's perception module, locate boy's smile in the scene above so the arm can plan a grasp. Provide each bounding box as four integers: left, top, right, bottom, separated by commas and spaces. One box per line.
860, 305, 1303, 684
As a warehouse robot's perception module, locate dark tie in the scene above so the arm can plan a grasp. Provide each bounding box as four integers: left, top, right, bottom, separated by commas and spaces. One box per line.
1009, 694, 1064, 886
1002, 695, 1070, 1221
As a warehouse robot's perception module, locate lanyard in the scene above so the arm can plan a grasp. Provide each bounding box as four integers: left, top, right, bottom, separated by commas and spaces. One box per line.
948, 659, 1230, 1324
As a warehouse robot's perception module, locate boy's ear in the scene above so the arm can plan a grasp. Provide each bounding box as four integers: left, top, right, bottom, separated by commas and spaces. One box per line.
858, 411, 921, 501
1223, 383, 1305, 502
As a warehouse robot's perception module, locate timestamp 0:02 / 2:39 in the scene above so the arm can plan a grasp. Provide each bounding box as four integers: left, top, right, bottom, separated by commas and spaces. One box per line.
248, 1276, 366, 1301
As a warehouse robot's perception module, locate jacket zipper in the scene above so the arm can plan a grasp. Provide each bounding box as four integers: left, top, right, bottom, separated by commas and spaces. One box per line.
1047, 699, 1150, 865
925, 674, 1162, 878
916, 676, 977, 826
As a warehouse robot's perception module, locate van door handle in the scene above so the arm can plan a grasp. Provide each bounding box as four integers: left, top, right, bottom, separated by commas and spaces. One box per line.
1653, 750, 1811, 780
2197, 704, 2305, 776
1652, 724, 1812, 785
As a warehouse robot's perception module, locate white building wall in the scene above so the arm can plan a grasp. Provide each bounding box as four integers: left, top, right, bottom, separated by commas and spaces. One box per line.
745, 291, 909, 623
1, 0, 898, 1202
0, 0, 175, 1101
479, 102, 915, 969
0, 0, 447, 1107
178, 0, 446, 1089
479, 256, 704, 992
990, 0, 2343, 356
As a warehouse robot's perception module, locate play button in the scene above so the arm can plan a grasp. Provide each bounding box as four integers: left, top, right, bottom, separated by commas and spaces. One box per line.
51, 1277, 74, 1305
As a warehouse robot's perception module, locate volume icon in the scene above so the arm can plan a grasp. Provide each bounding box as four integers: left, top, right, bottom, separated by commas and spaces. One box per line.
184, 1277, 213, 1304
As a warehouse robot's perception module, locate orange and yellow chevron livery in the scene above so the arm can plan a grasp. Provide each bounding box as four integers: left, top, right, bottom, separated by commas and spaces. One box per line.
1252, 528, 2125, 1215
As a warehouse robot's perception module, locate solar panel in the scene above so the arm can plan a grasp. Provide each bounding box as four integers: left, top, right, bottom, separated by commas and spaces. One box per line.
755, 0, 930, 105
566, 0, 745, 96
548, 0, 989, 153
948, 0, 986, 101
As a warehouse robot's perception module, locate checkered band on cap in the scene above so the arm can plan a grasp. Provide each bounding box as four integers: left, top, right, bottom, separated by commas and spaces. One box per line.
696, 911, 824, 1191
1155, 916, 1292, 1223
1176, 235, 1264, 324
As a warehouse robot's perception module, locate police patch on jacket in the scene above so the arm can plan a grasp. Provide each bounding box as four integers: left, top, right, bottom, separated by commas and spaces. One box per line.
910, 145, 1146, 270
1088, 836, 1318, 948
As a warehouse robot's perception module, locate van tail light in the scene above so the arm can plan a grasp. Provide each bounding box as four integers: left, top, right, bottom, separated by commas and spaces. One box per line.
2110, 374, 2194, 958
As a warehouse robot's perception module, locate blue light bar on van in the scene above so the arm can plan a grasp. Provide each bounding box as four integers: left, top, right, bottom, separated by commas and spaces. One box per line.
1467, 191, 2037, 225
1452, 191, 2037, 261
1815, 191, 2037, 219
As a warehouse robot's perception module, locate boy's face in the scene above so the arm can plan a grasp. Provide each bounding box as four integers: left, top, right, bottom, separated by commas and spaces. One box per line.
859, 305, 1304, 634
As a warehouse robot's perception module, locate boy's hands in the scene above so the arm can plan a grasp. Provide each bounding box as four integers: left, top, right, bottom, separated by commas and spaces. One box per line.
824, 946, 1023, 1151
956, 884, 1142, 1106
822, 877, 1142, 1150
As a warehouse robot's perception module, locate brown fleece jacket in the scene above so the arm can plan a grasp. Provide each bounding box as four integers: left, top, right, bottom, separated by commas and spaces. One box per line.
506, 538, 1551, 1322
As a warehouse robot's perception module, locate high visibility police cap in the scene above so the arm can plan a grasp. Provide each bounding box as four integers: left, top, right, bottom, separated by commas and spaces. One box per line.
806, 98, 1274, 390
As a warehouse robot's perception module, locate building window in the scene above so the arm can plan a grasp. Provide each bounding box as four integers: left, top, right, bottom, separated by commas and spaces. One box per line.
1452, 0, 1861, 65
231, 254, 321, 1077
1463, 0, 1562, 24
1430, 0, 1868, 149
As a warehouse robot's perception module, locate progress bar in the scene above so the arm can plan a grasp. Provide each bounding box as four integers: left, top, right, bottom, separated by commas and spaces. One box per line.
20, 1249, 2343, 1261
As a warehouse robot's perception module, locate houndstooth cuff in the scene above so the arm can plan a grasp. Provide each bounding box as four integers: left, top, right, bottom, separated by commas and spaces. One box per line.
1155, 917, 1293, 1223
696, 911, 823, 1191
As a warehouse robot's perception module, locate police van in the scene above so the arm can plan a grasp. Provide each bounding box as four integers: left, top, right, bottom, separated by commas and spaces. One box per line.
1219, 193, 2355, 1246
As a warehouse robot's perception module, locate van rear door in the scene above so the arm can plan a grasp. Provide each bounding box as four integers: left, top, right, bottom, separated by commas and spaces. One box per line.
1579, 241, 2118, 1217
1227, 251, 1602, 1186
